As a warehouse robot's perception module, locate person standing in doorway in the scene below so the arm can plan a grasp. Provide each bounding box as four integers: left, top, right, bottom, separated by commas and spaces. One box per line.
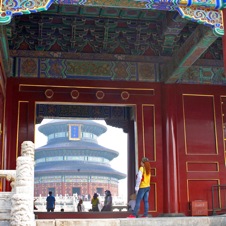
46, 191, 56, 212
91, 193, 100, 211
77, 199, 85, 212
128, 193, 136, 212
101, 190, 112, 211
128, 157, 151, 218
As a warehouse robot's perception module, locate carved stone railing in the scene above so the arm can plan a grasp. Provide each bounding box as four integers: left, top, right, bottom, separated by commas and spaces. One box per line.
0, 170, 16, 192
0, 141, 35, 226
112, 205, 128, 212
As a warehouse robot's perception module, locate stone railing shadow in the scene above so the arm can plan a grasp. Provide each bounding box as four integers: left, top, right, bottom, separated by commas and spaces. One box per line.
0, 141, 35, 226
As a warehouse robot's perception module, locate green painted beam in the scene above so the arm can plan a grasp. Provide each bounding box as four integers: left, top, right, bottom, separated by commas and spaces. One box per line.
163, 25, 218, 83
0, 26, 9, 77
70, 0, 147, 9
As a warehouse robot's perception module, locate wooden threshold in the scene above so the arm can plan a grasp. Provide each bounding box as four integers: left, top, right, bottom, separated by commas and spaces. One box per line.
35, 211, 131, 219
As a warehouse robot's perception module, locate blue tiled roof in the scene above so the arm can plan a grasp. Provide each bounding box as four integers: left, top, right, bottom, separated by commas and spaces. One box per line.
36, 140, 116, 152
35, 140, 119, 160
35, 161, 126, 180
38, 120, 107, 136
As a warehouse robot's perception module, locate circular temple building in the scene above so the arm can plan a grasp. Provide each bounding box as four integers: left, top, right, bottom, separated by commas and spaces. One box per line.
34, 119, 126, 197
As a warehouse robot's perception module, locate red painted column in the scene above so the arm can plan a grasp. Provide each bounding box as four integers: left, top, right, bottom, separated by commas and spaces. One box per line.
223, 9, 226, 76
0, 93, 3, 190
4, 79, 19, 191
162, 84, 180, 214
127, 120, 135, 200
5, 79, 18, 168
0, 95, 3, 168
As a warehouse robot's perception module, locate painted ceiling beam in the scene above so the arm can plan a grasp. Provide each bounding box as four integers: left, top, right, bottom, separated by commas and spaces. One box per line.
162, 13, 188, 36
12, 0, 214, 34
162, 24, 218, 83
0, 0, 224, 36
65, 0, 223, 10
0, 25, 9, 95
161, 12, 188, 55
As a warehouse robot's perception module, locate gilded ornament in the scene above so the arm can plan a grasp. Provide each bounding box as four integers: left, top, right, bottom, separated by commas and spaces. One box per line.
45, 89, 54, 99
96, 90, 105, 100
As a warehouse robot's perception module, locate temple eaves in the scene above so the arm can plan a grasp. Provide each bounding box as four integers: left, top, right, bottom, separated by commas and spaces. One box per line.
0, 0, 224, 36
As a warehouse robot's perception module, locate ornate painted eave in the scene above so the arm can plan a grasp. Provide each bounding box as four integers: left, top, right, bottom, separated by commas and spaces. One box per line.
177, 6, 223, 36
0, 0, 54, 24
136, 0, 224, 36
1, 0, 225, 84
0, 0, 224, 36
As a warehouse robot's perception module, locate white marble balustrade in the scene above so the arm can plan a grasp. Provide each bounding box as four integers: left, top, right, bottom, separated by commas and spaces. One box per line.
0, 141, 35, 226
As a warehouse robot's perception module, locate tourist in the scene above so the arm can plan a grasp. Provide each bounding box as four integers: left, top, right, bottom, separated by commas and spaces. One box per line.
128, 157, 151, 218
77, 199, 85, 212
91, 193, 100, 211
128, 193, 136, 211
101, 190, 112, 211
46, 191, 56, 212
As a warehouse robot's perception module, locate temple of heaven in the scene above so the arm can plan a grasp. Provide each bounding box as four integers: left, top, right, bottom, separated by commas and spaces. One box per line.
34, 119, 126, 197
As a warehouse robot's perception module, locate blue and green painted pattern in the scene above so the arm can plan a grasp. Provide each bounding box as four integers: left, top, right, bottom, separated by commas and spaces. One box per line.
0, 0, 54, 24
12, 57, 225, 84
13, 57, 157, 82
0, 0, 225, 35
174, 66, 226, 84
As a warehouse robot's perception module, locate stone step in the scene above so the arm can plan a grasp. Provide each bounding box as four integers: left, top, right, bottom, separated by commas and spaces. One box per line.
35, 216, 226, 226
0, 221, 9, 226
2, 215, 226, 226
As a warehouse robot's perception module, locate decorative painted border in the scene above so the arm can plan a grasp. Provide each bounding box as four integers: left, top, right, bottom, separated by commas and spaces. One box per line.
137, 0, 224, 35
0, 0, 224, 35
177, 6, 223, 36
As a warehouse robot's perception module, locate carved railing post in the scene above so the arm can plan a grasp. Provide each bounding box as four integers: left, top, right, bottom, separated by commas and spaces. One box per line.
10, 141, 35, 226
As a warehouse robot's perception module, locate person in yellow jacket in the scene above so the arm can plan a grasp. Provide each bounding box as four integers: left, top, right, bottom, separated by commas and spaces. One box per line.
128, 157, 151, 218
91, 193, 100, 211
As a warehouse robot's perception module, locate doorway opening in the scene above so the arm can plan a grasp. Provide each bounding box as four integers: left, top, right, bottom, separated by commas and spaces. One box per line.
48, 188, 55, 196
34, 104, 135, 212
72, 187, 81, 195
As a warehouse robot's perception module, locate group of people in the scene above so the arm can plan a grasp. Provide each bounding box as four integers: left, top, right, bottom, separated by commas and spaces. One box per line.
45, 189, 113, 212
77, 189, 113, 212
45, 156, 151, 218
90, 190, 112, 212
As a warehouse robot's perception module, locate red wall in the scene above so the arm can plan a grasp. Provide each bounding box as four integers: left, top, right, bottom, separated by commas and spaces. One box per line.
173, 84, 226, 215
35, 182, 118, 197
4, 77, 226, 216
